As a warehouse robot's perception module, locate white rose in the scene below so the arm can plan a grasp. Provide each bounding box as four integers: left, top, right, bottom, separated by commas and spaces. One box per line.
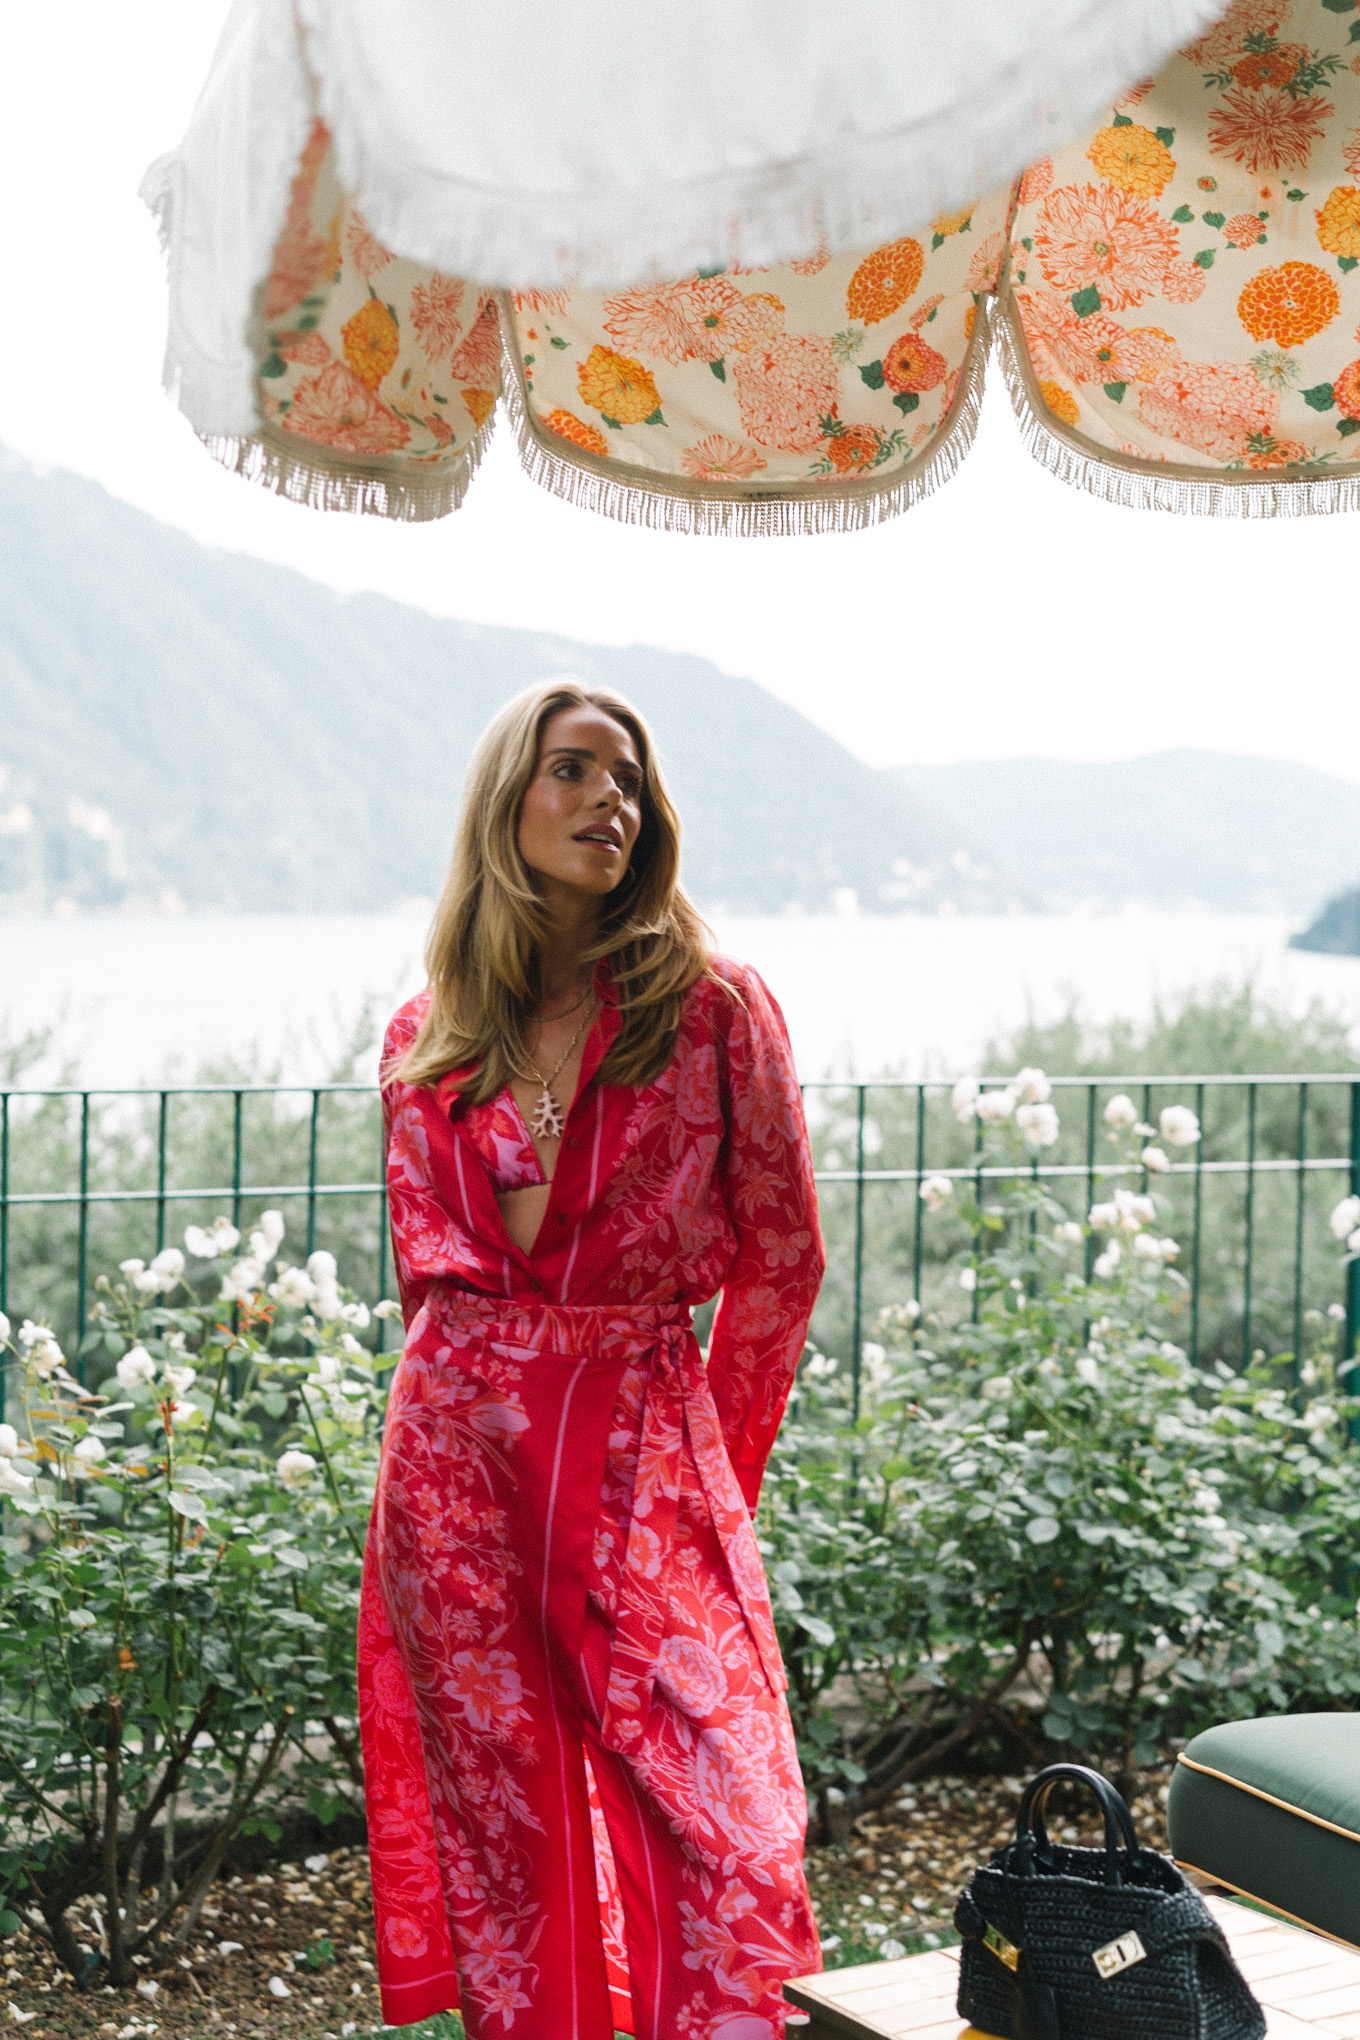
116, 1346, 157, 1387
919, 1174, 954, 1211
1103, 1095, 1138, 1129
73, 1435, 106, 1464
0, 1312, 9, 1345
19, 1322, 64, 1377
1132, 1233, 1165, 1261
312, 1285, 343, 1323
219, 1257, 264, 1304
0, 1425, 17, 1456
277, 1450, 318, 1485
975, 1088, 1017, 1123
1159, 1237, 1180, 1260
903, 1298, 922, 1320
1075, 1356, 1101, 1386
1159, 1105, 1201, 1148
373, 1299, 402, 1321
1328, 1302, 1347, 1321
307, 1250, 338, 1284
314, 1354, 343, 1385
1054, 1221, 1083, 1245
1330, 1196, 1360, 1241
950, 1078, 980, 1124
0, 1459, 34, 1497
1093, 1243, 1122, 1278
258, 1210, 285, 1253
1349, 1227, 1360, 1254
340, 1301, 371, 1329
980, 1374, 1012, 1400
149, 1247, 185, 1285
119, 1259, 145, 1278
958, 1268, 977, 1293
1140, 1147, 1171, 1174
1014, 1068, 1051, 1105
168, 1399, 199, 1426
133, 1269, 164, 1294
1088, 1201, 1118, 1230
163, 1365, 197, 1396
1130, 1194, 1158, 1227
184, 1225, 219, 1259
1016, 1102, 1060, 1149
269, 1266, 317, 1309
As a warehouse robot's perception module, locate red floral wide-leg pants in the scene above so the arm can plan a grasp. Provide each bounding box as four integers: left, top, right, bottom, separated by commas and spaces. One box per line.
357, 1296, 820, 2040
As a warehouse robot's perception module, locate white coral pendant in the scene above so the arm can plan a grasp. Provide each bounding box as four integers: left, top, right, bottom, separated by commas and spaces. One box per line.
530, 1086, 565, 1140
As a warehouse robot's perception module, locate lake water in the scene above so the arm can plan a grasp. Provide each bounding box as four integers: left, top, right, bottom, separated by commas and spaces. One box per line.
3, 909, 1359, 1089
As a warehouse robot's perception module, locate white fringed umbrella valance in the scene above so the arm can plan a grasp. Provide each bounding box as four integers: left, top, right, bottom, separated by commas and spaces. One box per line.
146, 0, 1360, 530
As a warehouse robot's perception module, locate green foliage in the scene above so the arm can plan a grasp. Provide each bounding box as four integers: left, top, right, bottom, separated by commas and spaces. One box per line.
762, 1099, 1360, 1829
0, 1223, 389, 1984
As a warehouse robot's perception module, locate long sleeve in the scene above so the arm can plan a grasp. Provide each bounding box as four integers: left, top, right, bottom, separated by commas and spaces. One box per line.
707, 968, 825, 1512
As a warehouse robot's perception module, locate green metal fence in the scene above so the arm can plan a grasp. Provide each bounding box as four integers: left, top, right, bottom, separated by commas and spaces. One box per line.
2, 1076, 1358, 1406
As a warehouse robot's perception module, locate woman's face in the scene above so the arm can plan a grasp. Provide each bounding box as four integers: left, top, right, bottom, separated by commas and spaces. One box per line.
517, 705, 644, 902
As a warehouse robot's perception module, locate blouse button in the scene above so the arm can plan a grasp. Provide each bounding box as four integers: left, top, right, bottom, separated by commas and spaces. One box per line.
529, 1277, 543, 1293
554, 1213, 568, 1226
567, 1136, 581, 1151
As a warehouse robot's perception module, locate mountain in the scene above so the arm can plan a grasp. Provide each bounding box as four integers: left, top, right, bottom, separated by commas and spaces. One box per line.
1292, 888, 1360, 955
0, 451, 1000, 918
895, 753, 1360, 919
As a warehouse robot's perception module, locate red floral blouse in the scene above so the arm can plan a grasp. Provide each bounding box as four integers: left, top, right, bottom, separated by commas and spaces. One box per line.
380, 955, 823, 1508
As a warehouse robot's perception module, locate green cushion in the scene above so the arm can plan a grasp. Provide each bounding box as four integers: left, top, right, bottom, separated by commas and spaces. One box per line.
1166, 1714, 1360, 1949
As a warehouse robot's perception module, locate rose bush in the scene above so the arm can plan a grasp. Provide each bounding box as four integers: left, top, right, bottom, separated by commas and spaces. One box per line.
0, 1216, 392, 1985
760, 1076, 1360, 1832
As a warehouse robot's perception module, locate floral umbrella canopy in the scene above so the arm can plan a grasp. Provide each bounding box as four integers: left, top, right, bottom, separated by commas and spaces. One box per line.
147, 0, 1360, 532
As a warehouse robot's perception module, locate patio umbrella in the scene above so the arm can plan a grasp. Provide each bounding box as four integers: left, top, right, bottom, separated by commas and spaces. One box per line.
146, 0, 1360, 530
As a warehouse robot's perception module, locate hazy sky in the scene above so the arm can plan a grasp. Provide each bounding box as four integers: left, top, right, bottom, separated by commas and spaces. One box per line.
4, 1, 1358, 778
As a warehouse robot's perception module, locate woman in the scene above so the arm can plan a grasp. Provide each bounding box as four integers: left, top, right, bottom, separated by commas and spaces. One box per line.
358, 680, 825, 2040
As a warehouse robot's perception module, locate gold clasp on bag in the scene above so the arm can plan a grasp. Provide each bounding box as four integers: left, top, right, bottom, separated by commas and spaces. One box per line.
1092, 1930, 1147, 1979
983, 1924, 1021, 1973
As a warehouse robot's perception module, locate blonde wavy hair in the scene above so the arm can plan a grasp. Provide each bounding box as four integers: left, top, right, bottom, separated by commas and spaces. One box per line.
388, 680, 720, 1102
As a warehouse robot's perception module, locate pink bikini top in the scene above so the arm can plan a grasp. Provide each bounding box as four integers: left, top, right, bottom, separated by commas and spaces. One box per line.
457, 1090, 547, 1194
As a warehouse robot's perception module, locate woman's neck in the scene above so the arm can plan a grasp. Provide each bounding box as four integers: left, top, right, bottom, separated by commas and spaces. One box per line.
535, 888, 601, 1009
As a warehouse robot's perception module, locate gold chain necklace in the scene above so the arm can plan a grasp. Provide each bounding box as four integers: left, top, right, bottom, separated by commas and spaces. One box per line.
515, 1001, 595, 1141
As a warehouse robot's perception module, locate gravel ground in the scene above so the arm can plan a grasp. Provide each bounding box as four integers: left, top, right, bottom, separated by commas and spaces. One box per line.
0, 1773, 1175, 2035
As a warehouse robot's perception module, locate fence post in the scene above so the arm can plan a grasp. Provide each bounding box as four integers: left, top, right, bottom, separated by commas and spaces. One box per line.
851, 1086, 865, 1424
1347, 1081, 1360, 1441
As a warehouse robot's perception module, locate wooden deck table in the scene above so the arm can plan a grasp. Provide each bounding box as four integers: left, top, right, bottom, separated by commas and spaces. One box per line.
784, 1895, 1360, 2040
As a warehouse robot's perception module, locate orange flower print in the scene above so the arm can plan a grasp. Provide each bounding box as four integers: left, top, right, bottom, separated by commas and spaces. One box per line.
1110, 326, 1182, 383
577, 345, 662, 424
1018, 157, 1054, 205
1014, 289, 1128, 383
262, 118, 331, 319
342, 296, 400, 390
733, 333, 839, 450
1208, 88, 1333, 175
678, 433, 767, 480
1223, 212, 1267, 249
965, 234, 1005, 294
846, 238, 925, 323
1034, 183, 1179, 310
790, 242, 830, 276
545, 408, 611, 457
276, 330, 331, 365
513, 287, 570, 315
1237, 261, 1339, 344
604, 278, 734, 365
1185, 0, 1284, 68
344, 211, 393, 279
383, 1917, 429, 1960
909, 292, 946, 331
1087, 124, 1176, 199
461, 388, 496, 431
1137, 359, 1277, 461
1037, 381, 1081, 427
1162, 261, 1210, 303
423, 410, 454, 448
280, 361, 411, 454
824, 424, 886, 473
1346, 124, 1360, 176
882, 332, 947, 393
1232, 45, 1305, 89
931, 205, 975, 239
1316, 187, 1360, 261
449, 297, 501, 385
1333, 359, 1360, 419
1245, 436, 1312, 467
410, 275, 466, 363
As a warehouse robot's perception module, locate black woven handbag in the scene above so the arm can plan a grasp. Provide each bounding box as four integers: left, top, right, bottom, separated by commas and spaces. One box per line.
953, 1763, 1265, 2040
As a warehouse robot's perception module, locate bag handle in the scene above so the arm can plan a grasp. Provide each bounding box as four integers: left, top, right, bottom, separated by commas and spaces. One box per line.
1012, 1764, 1138, 1887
